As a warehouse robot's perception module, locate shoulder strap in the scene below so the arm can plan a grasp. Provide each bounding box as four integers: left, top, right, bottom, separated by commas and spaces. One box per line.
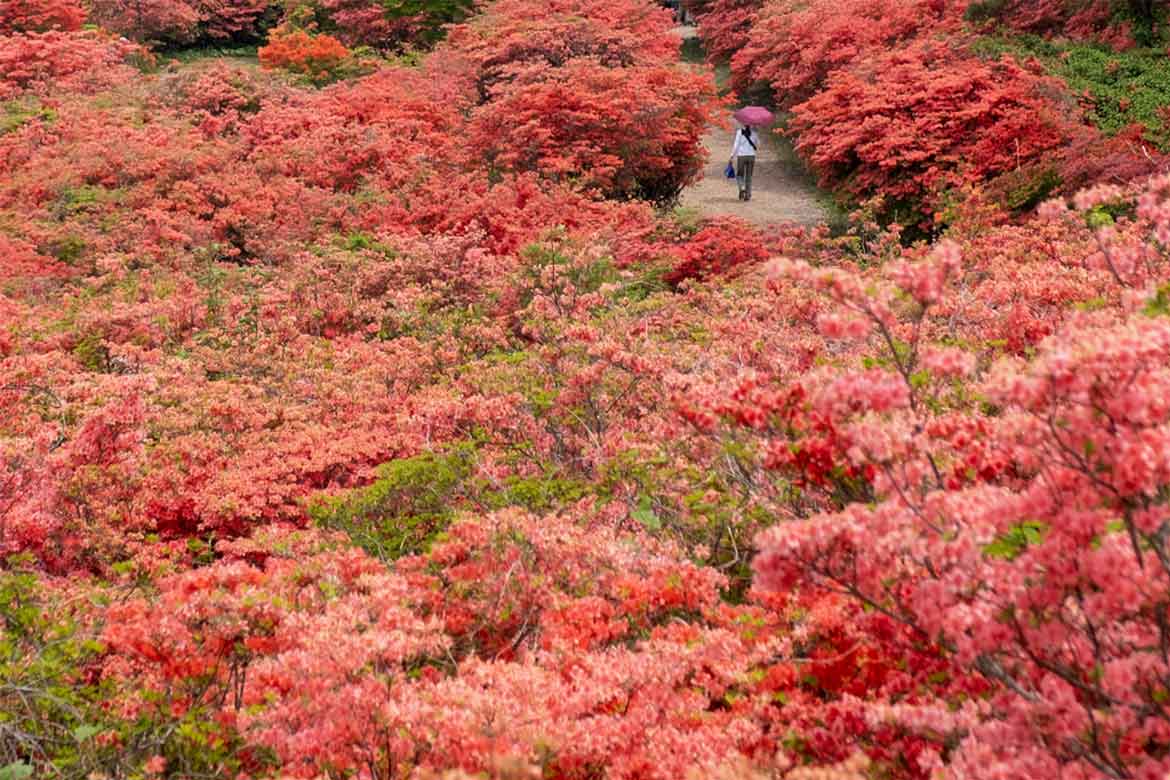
742, 129, 757, 150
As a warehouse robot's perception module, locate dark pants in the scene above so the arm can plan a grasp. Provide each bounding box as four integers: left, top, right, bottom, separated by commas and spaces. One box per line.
736, 156, 755, 199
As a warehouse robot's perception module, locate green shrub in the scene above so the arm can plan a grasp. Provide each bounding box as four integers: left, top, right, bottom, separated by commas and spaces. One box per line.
998, 165, 1063, 212
309, 442, 594, 561
309, 444, 477, 561
46, 236, 87, 265
483, 475, 590, 512
964, 0, 1008, 23
1060, 45, 1170, 145
70, 334, 110, 373
0, 99, 55, 135
0, 561, 100, 777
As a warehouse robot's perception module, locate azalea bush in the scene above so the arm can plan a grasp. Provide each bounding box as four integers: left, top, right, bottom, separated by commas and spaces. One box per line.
664, 216, 770, 285
258, 26, 352, 82
0, 30, 145, 99
790, 40, 1073, 222
5, 0, 1170, 778
453, 0, 719, 203
0, 0, 84, 32
468, 58, 716, 202
86, 0, 195, 45
729, 0, 956, 106
966, 0, 1151, 45
682, 0, 765, 62
649, 172, 1170, 778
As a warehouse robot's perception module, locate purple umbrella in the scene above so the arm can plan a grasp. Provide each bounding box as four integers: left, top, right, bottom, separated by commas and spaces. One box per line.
734, 106, 774, 127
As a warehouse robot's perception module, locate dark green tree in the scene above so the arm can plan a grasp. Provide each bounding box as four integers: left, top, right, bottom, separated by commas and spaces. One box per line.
381, 0, 475, 43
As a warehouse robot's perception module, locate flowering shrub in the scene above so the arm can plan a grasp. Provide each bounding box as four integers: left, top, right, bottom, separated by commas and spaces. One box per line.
0, 0, 83, 32
453, 0, 719, 203
672, 175, 1170, 780
258, 26, 351, 82
0, 30, 144, 99
86, 0, 201, 43
790, 40, 1073, 221
191, 0, 275, 40
304, 0, 477, 49
966, 0, 1140, 45
7, 0, 1170, 778
730, 0, 956, 107
87, 0, 275, 45
468, 59, 716, 202
682, 0, 765, 62
84, 0, 464, 51
664, 216, 770, 285
447, 0, 681, 93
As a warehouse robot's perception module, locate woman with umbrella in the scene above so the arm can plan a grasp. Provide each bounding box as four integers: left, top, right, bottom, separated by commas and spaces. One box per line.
728, 106, 773, 202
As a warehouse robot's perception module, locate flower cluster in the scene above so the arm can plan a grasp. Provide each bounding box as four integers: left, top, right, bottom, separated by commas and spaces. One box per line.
4, 0, 1170, 778
258, 26, 352, 83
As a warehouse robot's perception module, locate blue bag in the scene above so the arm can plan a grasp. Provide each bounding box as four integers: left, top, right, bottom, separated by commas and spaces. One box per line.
724, 161, 736, 179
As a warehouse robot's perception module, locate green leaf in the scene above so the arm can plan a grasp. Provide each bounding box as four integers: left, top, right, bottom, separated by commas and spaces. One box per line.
0, 763, 34, 780
1145, 284, 1170, 317
984, 521, 1048, 560
632, 496, 661, 531
73, 724, 100, 742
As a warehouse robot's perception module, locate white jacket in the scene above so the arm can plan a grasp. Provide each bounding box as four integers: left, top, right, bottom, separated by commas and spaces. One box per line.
730, 126, 758, 158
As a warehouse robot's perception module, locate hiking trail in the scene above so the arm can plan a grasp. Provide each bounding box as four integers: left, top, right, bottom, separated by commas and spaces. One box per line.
674, 27, 828, 227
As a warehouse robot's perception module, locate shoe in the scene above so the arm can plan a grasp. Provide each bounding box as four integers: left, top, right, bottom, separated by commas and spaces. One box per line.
738, 191, 745, 201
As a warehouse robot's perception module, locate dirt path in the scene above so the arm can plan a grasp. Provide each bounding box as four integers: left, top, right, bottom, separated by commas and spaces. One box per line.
680, 120, 827, 226
674, 28, 827, 227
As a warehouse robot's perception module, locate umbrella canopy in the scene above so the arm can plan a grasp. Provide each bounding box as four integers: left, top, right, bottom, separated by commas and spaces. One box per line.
734, 106, 774, 127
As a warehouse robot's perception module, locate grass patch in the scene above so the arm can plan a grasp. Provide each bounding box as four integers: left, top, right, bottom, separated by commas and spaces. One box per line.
165, 45, 261, 65
768, 122, 820, 187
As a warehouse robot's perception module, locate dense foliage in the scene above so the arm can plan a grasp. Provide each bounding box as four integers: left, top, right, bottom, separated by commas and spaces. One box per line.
0, 0, 83, 33
3, 0, 1170, 779
301, 0, 478, 48
86, 0, 276, 45
790, 39, 1072, 217
258, 26, 353, 83
74, 0, 472, 49
689, 0, 1167, 225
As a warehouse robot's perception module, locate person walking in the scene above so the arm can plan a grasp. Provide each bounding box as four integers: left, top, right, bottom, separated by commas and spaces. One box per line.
729, 122, 758, 201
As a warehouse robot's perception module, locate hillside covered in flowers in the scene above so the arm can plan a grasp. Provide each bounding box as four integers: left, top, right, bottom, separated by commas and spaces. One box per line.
3, 0, 1170, 778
